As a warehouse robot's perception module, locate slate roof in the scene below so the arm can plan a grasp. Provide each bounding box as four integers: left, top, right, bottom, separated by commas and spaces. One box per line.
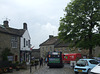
39, 36, 59, 46
39, 36, 69, 47
0, 25, 25, 36
54, 42, 70, 48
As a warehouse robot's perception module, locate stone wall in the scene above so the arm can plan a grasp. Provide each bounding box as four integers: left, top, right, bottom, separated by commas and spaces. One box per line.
55, 47, 89, 57
0, 32, 20, 62
40, 45, 54, 58
31, 49, 40, 59
94, 46, 100, 57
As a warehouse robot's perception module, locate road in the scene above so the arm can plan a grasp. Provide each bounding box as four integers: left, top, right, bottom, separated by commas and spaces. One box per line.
4, 64, 92, 74
34, 64, 74, 74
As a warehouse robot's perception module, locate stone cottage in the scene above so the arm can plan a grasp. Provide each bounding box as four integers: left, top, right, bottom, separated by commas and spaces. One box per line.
0, 20, 31, 63
39, 35, 89, 58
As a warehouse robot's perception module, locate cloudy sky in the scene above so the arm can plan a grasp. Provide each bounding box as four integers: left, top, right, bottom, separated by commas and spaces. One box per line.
0, 0, 71, 49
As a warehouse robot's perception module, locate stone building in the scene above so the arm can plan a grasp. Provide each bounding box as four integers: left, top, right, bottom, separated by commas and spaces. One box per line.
20, 23, 31, 64
0, 20, 21, 62
0, 20, 31, 63
31, 49, 40, 59
94, 46, 100, 57
39, 35, 89, 58
39, 35, 59, 58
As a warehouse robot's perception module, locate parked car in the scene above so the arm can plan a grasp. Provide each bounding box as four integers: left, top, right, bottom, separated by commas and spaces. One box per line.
93, 57, 100, 63
74, 59, 99, 74
91, 63, 100, 74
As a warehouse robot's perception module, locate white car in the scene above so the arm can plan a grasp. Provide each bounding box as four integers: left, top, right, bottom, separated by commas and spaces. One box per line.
91, 63, 100, 74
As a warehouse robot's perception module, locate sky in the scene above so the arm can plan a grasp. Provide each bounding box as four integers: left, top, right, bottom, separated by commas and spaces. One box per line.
0, 0, 71, 49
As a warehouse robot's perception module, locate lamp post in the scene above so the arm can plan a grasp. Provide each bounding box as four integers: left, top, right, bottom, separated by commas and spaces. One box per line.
30, 51, 32, 73
30, 46, 34, 73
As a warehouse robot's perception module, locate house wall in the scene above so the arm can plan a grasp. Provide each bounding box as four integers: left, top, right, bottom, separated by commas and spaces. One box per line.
40, 45, 54, 58
20, 30, 31, 51
40, 45, 89, 59
31, 49, 40, 59
20, 30, 31, 64
94, 46, 100, 57
0, 32, 20, 62
55, 47, 89, 58
55, 47, 70, 53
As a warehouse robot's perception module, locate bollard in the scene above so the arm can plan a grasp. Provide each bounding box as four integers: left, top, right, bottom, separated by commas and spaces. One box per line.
30, 64, 32, 73
35, 61, 37, 69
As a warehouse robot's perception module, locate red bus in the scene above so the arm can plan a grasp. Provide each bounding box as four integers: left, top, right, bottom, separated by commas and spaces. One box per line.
62, 53, 81, 63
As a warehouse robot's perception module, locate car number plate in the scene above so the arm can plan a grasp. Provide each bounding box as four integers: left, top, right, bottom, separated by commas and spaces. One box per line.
78, 70, 82, 72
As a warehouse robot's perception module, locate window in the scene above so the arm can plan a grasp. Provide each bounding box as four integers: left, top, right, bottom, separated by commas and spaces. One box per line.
24, 38, 25, 47
50, 47, 52, 51
11, 36, 18, 48
28, 40, 30, 48
89, 60, 99, 64
26, 41, 28, 46
76, 60, 87, 66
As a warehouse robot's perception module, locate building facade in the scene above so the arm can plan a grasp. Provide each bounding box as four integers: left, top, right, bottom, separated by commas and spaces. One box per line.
0, 20, 31, 63
39, 35, 58, 58
39, 35, 89, 58
0, 20, 20, 62
31, 49, 40, 59
20, 23, 31, 64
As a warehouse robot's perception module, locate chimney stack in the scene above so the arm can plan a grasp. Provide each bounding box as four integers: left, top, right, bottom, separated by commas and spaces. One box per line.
23, 23, 27, 30
49, 35, 53, 39
3, 20, 9, 28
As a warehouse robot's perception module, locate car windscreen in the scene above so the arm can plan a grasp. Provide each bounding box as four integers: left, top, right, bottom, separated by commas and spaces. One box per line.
89, 60, 99, 65
76, 60, 87, 66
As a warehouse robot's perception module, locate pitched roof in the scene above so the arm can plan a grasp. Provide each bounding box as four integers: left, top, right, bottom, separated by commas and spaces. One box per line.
39, 35, 70, 47
54, 42, 70, 48
39, 36, 59, 46
0, 25, 25, 36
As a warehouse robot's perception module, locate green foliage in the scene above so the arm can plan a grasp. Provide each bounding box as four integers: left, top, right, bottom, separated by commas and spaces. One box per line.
1, 48, 13, 61
58, 0, 100, 58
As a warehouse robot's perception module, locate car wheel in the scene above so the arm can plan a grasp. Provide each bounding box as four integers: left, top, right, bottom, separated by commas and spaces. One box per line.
87, 69, 91, 74
75, 71, 78, 74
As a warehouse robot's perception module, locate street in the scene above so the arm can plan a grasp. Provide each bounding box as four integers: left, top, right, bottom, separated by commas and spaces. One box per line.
4, 64, 74, 74
4, 64, 93, 74
34, 64, 74, 74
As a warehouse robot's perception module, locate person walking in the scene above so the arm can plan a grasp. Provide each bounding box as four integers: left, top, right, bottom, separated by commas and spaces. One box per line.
39, 57, 43, 67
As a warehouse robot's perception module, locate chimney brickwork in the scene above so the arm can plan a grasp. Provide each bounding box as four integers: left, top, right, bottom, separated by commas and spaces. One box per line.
23, 23, 27, 30
3, 20, 9, 28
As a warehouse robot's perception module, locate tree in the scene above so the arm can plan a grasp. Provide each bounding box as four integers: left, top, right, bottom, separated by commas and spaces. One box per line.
58, 0, 100, 58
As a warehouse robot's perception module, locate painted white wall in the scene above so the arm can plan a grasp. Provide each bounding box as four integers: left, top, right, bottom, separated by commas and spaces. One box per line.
20, 30, 31, 51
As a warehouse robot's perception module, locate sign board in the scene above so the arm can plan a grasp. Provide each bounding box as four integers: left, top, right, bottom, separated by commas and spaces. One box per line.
7, 56, 14, 61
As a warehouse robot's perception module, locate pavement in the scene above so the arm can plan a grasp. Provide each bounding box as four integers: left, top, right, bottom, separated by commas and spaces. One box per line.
4, 64, 41, 74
